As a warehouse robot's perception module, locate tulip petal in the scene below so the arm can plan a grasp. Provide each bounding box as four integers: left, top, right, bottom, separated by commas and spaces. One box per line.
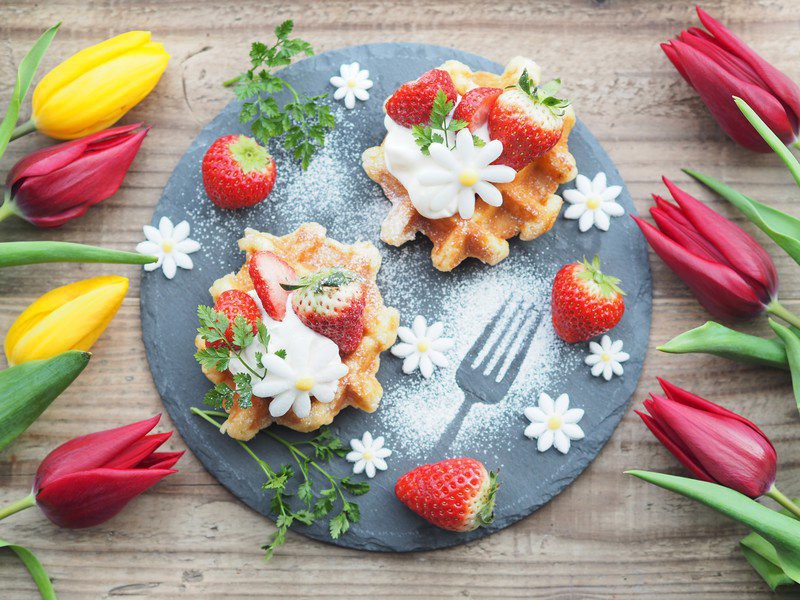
650, 205, 729, 265
137, 451, 184, 470
103, 432, 172, 470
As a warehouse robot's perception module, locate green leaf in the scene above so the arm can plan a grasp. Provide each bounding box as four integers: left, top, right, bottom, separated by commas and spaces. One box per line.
340, 477, 370, 496
0, 351, 90, 451
768, 319, 800, 412
232, 373, 253, 409
0, 241, 156, 268
329, 511, 349, 539
0, 22, 60, 161
686, 169, 800, 268
0, 538, 56, 600
740, 499, 800, 590
627, 471, 800, 583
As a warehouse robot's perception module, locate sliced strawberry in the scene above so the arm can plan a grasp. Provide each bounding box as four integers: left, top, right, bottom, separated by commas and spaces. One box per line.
248, 251, 297, 321
452, 87, 502, 132
209, 289, 261, 349
385, 69, 457, 127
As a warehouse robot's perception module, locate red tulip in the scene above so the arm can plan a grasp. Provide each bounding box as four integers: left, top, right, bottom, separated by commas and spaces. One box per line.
0, 415, 181, 528
636, 379, 776, 498
0, 123, 148, 228
632, 177, 778, 321
662, 6, 800, 152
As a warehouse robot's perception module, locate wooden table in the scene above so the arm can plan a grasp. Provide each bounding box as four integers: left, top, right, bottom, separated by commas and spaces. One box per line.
2, 0, 800, 597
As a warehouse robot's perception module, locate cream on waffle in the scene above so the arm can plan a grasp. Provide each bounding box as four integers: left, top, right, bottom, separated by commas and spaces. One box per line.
363, 57, 577, 272
196, 223, 399, 439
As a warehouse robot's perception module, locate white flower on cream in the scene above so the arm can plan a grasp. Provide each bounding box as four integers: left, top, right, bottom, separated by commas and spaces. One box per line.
523, 393, 585, 454
136, 216, 200, 279
585, 335, 629, 381
391, 315, 454, 378
346, 432, 392, 478
417, 129, 516, 219
563, 172, 624, 232
330, 62, 372, 109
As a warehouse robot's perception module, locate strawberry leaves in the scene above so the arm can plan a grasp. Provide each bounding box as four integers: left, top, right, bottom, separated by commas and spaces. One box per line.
412, 90, 485, 155
516, 70, 570, 117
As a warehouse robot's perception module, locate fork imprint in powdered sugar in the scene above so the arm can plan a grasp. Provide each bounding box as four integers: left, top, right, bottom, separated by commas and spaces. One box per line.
436, 293, 545, 452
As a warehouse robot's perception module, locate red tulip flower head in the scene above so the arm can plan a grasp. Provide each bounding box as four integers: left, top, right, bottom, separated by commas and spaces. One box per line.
632, 177, 778, 321
1, 123, 148, 227
637, 379, 777, 498
662, 7, 800, 152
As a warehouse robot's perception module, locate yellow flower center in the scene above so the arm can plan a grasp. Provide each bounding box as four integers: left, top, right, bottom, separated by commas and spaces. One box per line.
295, 377, 315, 391
417, 339, 431, 353
547, 416, 562, 430
347, 79, 357, 88
601, 352, 611, 362
362, 451, 374, 461
586, 196, 601, 210
458, 169, 479, 187
162, 240, 174, 253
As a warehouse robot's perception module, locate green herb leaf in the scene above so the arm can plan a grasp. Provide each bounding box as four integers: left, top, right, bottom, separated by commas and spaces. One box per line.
231, 315, 256, 349
232, 373, 254, 409
194, 346, 232, 372
340, 477, 370, 496
329, 511, 350, 539
203, 382, 236, 410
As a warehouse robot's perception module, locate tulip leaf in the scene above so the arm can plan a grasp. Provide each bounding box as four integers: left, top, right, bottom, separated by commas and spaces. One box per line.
740, 499, 800, 590
0, 22, 60, 160
0, 538, 56, 600
659, 321, 789, 369
0, 350, 90, 452
768, 319, 800, 412
686, 169, 800, 267
627, 471, 800, 583
0, 241, 156, 268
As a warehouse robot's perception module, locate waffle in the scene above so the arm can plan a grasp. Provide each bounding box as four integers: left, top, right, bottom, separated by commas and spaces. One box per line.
362, 57, 578, 272
195, 223, 399, 439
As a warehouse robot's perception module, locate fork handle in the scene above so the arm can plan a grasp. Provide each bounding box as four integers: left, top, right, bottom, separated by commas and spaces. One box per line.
433, 390, 480, 457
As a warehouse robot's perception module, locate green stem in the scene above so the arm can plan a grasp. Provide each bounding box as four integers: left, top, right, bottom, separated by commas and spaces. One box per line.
9, 119, 35, 141
0, 198, 14, 224
766, 485, 800, 519
223, 75, 242, 88
793, 139, 800, 150
0, 494, 36, 521
766, 300, 800, 330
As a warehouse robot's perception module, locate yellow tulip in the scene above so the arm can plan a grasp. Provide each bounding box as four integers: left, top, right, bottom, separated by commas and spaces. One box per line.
4, 276, 128, 365
30, 31, 169, 140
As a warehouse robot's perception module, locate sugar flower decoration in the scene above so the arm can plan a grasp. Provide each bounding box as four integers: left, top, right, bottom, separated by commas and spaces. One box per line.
417, 129, 516, 219
330, 62, 373, 109
346, 432, 392, 478
524, 393, 585, 454
136, 216, 201, 279
391, 315, 454, 378
585, 335, 630, 381
563, 172, 624, 232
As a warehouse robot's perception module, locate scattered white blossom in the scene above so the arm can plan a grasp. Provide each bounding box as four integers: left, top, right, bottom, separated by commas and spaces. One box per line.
330, 62, 373, 109
391, 315, 454, 378
585, 335, 629, 381
523, 393, 585, 454
346, 432, 392, 478
563, 172, 624, 232
136, 216, 201, 279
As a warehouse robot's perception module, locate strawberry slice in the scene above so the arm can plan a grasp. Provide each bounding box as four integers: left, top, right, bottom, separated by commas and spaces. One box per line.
248, 251, 297, 321
385, 69, 457, 127
452, 87, 502, 132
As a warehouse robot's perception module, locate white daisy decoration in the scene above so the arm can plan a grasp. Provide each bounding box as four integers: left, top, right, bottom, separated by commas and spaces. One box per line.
523, 393, 585, 454
563, 171, 624, 232
417, 129, 517, 220
346, 432, 392, 478
585, 335, 630, 381
391, 315, 454, 378
330, 62, 373, 109
136, 216, 201, 279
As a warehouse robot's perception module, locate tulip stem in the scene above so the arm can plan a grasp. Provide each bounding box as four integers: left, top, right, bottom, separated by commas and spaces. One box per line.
766, 485, 800, 519
0, 195, 14, 223
9, 119, 35, 141
0, 493, 35, 521
766, 300, 800, 330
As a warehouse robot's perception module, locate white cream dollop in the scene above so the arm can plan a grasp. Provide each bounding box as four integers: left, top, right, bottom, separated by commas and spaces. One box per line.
228, 292, 348, 419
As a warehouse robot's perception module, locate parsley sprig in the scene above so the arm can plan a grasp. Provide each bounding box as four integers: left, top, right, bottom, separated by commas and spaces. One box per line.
191, 408, 369, 559
411, 90, 485, 156
224, 20, 335, 169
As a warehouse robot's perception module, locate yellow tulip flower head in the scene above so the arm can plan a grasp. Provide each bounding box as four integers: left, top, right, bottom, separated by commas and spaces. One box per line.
32, 31, 169, 140
4, 276, 129, 365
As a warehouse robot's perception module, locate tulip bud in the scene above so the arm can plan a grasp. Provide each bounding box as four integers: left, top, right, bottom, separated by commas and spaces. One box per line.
637, 379, 777, 498
0, 124, 148, 228
662, 7, 800, 152
4, 276, 128, 365
30, 31, 169, 140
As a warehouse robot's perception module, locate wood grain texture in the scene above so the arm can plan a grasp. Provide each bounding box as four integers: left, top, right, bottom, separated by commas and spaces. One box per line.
1, 0, 800, 597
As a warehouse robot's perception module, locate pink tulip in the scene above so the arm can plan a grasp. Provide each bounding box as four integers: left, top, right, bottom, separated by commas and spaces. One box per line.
636, 379, 776, 498
1, 123, 148, 228
662, 6, 800, 152
632, 177, 778, 321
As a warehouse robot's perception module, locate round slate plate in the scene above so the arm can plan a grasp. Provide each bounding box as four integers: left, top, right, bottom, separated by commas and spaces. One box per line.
141, 43, 652, 552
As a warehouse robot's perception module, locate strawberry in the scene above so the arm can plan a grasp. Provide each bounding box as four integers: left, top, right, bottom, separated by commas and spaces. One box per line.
209, 289, 261, 349
385, 69, 457, 127
284, 267, 367, 355
452, 87, 502, 132
488, 70, 570, 170
551, 256, 625, 343
395, 458, 498, 532
248, 251, 297, 321
202, 134, 277, 209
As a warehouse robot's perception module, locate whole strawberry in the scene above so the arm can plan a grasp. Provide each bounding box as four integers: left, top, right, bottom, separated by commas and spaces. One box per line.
210, 289, 261, 349
385, 69, 457, 127
452, 86, 502, 132
202, 134, 277, 209
395, 458, 498, 532
488, 70, 570, 170
551, 256, 625, 343
284, 267, 367, 355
